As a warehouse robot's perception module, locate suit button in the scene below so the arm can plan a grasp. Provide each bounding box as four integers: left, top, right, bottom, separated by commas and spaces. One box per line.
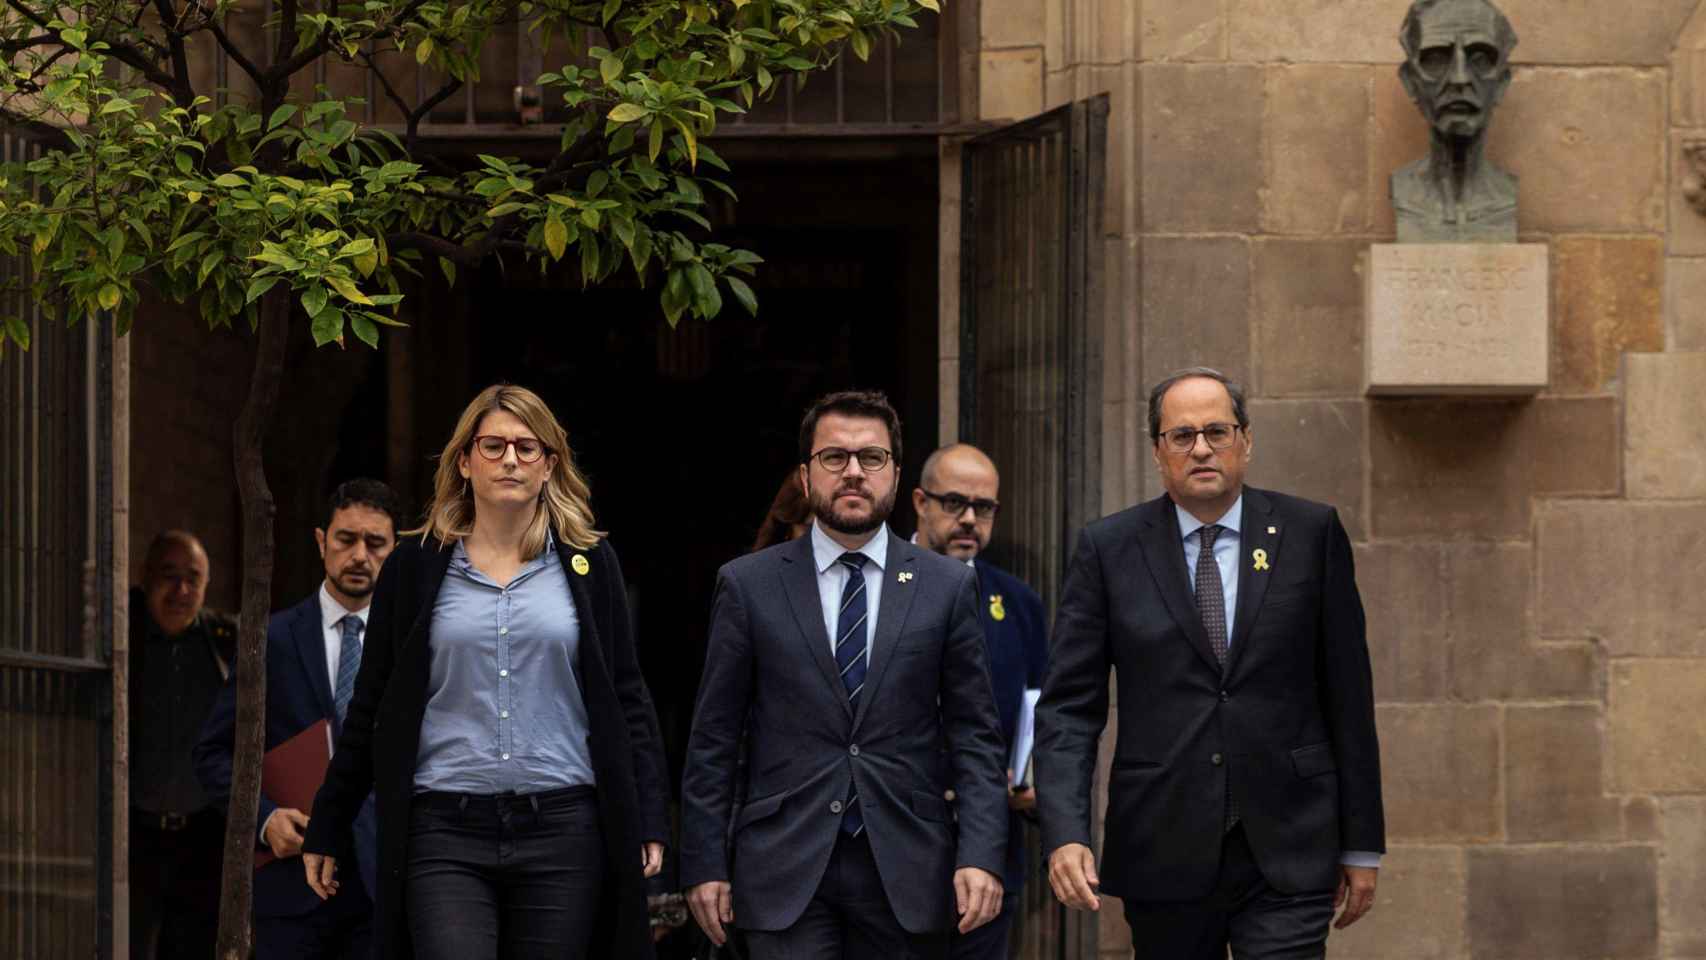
1211, 753, 1224, 766
1219, 690, 1230, 702
849, 744, 860, 757
830, 800, 844, 814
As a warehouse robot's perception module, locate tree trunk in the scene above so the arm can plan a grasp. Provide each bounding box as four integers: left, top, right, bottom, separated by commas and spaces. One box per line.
214, 289, 291, 959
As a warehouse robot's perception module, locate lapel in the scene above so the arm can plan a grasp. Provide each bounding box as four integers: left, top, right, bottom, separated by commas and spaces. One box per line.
852, 532, 919, 733
295, 595, 337, 720
404, 540, 456, 659
1135, 495, 1222, 675
779, 534, 852, 721
1227, 488, 1282, 677
556, 539, 602, 695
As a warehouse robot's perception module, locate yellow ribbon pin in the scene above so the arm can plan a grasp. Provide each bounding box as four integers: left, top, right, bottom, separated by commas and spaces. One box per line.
571, 554, 590, 576
989, 594, 1007, 622
1252, 548, 1270, 572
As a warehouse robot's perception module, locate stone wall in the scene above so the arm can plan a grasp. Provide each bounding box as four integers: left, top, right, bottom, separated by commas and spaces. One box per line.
969, 0, 1706, 956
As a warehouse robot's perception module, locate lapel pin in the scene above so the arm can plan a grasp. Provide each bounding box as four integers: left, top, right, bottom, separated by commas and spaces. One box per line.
570, 554, 591, 576
1267, 526, 1277, 535
989, 594, 1007, 621
1252, 548, 1270, 572
897, 571, 914, 584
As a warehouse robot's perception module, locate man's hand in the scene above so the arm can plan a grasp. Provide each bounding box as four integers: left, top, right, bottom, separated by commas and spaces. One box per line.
641, 842, 665, 878
1007, 786, 1036, 812
303, 853, 339, 900
1334, 865, 1377, 929
953, 867, 1004, 934
262, 808, 309, 859
686, 881, 734, 945
1047, 843, 1100, 912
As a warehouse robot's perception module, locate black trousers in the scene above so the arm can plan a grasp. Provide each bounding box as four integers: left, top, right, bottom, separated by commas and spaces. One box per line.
1120, 825, 1336, 960
405, 785, 605, 960
255, 883, 372, 960
129, 807, 222, 960
948, 891, 1018, 960
744, 831, 948, 960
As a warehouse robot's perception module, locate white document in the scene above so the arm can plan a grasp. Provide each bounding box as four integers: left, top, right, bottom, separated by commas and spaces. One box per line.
1008, 688, 1042, 788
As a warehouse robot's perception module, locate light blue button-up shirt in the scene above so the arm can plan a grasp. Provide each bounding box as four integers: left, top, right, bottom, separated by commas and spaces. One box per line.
1177, 494, 1242, 649
810, 520, 888, 662
414, 535, 597, 794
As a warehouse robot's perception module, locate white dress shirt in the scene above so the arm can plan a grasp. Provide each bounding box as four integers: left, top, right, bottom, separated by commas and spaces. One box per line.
809, 520, 888, 663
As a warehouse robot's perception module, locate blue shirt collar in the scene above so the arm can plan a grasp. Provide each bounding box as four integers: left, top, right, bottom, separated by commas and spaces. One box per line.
1175, 491, 1244, 542
811, 520, 889, 575
449, 528, 558, 576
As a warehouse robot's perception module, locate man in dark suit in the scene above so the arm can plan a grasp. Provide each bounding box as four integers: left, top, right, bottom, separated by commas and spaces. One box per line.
1036, 368, 1384, 958
195, 479, 401, 959
681, 390, 1010, 960
911, 443, 1048, 960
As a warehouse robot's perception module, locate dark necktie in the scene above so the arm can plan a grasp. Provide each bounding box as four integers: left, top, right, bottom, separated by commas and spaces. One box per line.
334, 614, 364, 729
834, 552, 869, 836
1193, 525, 1237, 829
1195, 525, 1228, 668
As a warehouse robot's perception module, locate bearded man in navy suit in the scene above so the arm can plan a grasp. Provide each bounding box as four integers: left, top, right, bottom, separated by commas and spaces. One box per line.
196, 479, 402, 959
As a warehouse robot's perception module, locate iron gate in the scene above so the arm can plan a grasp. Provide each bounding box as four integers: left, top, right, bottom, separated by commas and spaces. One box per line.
0, 126, 119, 960
957, 94, 1108, 960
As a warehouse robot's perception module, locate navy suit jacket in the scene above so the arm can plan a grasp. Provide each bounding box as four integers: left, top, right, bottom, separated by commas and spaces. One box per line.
194, 594, 378, 919
971, 560, 1047, 889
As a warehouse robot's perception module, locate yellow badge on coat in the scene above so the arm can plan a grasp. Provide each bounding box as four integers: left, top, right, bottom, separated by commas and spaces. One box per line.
989, 594, 1007, 621
571, 554, 591, 576
1252, 548, 1270, 572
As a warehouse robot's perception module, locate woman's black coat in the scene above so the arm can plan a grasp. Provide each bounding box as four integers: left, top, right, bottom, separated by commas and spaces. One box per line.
303, 536, 670, 959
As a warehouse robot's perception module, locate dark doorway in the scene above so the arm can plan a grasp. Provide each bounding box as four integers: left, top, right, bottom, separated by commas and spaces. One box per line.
339, 148, 940, 932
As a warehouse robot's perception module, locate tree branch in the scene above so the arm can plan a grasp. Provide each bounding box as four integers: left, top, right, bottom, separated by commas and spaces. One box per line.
191, 0, 263, 84
4, 0, 180, 89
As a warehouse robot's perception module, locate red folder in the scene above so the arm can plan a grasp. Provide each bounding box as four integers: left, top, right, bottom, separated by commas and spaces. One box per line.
253, 718, 332, 870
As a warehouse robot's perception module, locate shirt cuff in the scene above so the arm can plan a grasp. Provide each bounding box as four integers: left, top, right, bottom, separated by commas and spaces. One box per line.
1340, 850, 1382, 869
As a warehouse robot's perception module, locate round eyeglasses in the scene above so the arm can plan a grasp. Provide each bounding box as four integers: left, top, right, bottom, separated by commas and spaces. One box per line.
472, 435, 549, 463
1157, 423, 1243, 454
808, 446, 893, 473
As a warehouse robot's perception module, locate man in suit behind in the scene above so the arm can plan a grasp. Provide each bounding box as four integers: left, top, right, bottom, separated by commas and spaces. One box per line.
910, 443, 1049, 960
195, 479, 401, 959
681, 390, 1010, 960
1036, 368, 1384, 958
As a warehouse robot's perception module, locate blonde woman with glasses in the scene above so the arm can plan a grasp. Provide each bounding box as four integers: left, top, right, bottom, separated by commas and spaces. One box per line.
303, 384, 669, 960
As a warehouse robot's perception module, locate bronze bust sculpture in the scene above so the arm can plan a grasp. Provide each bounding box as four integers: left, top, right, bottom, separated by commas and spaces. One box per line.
1393, 0, 1519, 242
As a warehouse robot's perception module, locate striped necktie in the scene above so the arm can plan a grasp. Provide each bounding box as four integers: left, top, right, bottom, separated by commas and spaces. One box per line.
334, 614, 364, 729
834, 552, 868, 836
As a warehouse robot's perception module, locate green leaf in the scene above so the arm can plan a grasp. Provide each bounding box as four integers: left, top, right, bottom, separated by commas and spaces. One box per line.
327, 276, 374, 305
353, 251, 379, 277
174, 152, 194, 175
850, 29, 871, 61
727, 276, 758, 316
416, 37, 435, 64
601, 0, 621, 22
339, 238, 375, 257
302, 283, 329, 318
607, 103, 649, 123
579, 208, 602, 230
97, 284, 122, 311
916, 0, 940, 10
600, 55, 624, 85
245, 276, 280, 303
544, 215, 568, 261
350, 314, 380, 348
198, 249, 223, 287
439, 257, 457, 287
212, 173, 245, 188
310, 305, 345, 347
3, 313, 30, 351
268, 104, 298, 130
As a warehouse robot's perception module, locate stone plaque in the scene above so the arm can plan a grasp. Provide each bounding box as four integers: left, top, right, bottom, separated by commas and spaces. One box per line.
1365, 243, 1548, 394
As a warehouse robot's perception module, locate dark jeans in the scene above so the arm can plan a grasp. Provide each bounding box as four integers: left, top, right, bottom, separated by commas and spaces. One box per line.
406, 785, 605, 960
129, 807, 222, 960
1120, 825, 1336, 960
948, 891, 1018, 960
255, 883, 372, 960
744, 831, 948, 960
